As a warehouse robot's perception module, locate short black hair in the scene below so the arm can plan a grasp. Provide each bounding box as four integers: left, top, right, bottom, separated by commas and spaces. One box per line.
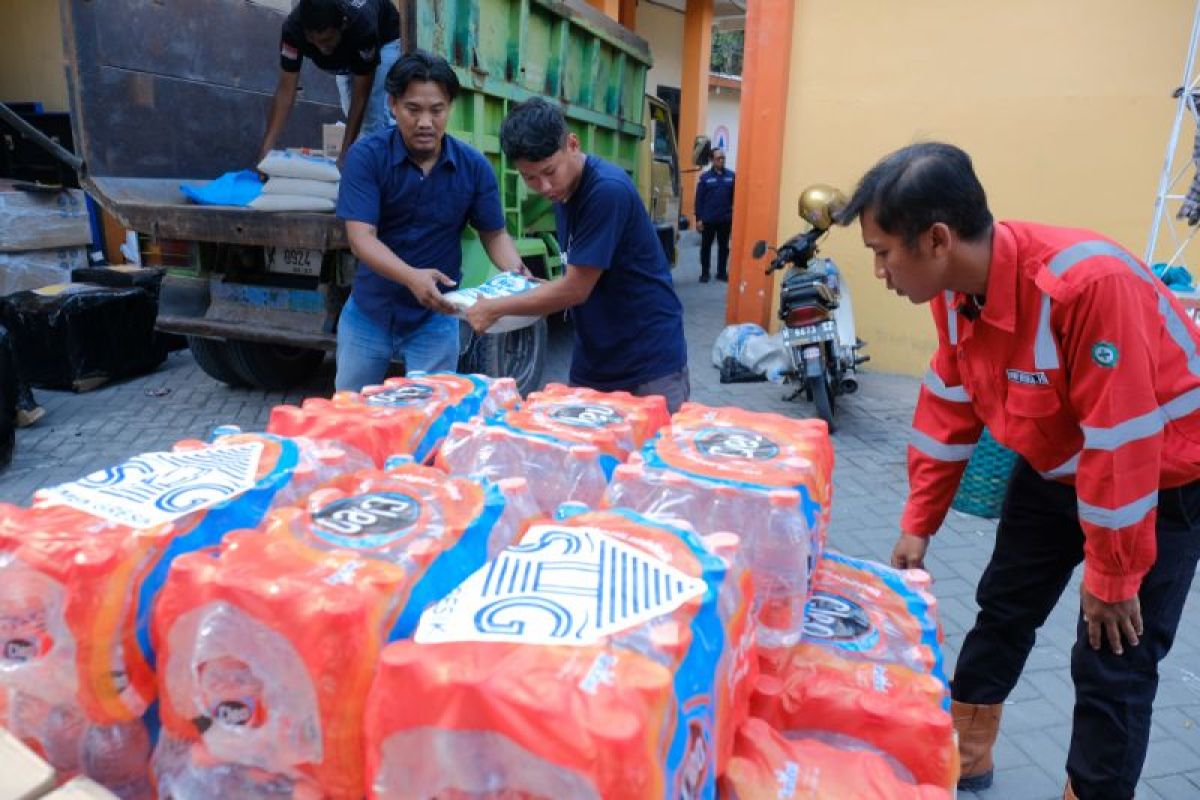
500, 98, 568, 162
384, 50, 461, 102
296, 0, 344, 33
838, 142, 993, 246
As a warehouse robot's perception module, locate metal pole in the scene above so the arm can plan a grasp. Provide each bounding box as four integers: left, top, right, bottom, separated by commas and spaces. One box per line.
1147, 0, 1200, 264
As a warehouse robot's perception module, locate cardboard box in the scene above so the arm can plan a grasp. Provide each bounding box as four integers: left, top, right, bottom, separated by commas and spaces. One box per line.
0, 246, 87, 296
323, 122, 346, 160
0, 182, 92, 252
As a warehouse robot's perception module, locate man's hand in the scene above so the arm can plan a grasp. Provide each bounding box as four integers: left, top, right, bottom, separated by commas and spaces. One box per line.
696, 220, 704, 233
505, 262, 532, 277
1081, 584, 1142, 655
405, 269, 457, 314
890, 532, 930, 570
465, 297, 502, 335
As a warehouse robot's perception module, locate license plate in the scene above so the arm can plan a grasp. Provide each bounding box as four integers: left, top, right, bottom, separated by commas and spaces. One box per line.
265, 247, 323, 277
785, 320, 837, 344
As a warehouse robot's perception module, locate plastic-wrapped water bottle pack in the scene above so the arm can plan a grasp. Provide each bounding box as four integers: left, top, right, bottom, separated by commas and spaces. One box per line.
268, 373, 519, 466
0, 381, 956, 799
365, 508, 757, 800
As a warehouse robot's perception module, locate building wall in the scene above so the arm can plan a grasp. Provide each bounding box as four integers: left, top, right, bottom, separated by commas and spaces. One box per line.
778, 0, 1195, 376
640, 2, 685, 97
0, 0, 69, 111
707, 86, 740, 169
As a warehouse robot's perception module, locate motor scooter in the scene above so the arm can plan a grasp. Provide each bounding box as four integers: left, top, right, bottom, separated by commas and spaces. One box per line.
751, 185, 869, 432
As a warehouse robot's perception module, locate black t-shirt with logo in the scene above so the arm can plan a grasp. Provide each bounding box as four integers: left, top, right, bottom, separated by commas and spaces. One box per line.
280, 0, 400, 76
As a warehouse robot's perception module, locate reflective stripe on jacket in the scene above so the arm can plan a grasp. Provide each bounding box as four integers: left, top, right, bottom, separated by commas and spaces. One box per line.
903, 221, 1200, 602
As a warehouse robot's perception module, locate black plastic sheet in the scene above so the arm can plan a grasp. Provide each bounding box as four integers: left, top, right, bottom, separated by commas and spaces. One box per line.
71, 265, 186, 353
1, 284, 163, 391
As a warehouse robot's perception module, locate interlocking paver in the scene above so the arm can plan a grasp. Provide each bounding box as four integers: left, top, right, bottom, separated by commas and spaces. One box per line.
0, 239, 1197, 797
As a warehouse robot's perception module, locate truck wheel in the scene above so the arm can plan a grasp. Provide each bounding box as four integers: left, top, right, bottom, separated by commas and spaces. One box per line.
460, 319, 547, 396
187, 336, 248, 387
225, 340, 325, 390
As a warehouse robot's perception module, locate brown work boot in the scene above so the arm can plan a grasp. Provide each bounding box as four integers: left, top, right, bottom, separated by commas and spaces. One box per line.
952, 700, 1003, 791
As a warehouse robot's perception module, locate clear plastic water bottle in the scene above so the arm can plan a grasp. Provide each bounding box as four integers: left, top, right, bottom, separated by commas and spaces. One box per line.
82, 719, 154, 800
564, 445, 607, 508
493, 477, 540, 555
754, 490, 811, 647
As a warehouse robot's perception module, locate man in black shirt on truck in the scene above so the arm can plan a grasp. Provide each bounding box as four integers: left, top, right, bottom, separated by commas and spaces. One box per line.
256, 0, 400, 168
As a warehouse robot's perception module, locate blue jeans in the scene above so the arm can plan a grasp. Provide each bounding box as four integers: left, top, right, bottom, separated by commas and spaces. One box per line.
335, 296, 460, 391
335, 39, 401, 135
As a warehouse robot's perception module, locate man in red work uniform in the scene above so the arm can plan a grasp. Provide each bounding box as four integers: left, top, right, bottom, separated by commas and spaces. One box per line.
838, 142, 1200, 800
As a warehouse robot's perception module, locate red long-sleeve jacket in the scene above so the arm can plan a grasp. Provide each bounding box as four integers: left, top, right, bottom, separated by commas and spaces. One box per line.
903, 221, 1200, 602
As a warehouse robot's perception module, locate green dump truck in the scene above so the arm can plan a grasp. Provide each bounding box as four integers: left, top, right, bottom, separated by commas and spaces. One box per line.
58, 0, 681, 394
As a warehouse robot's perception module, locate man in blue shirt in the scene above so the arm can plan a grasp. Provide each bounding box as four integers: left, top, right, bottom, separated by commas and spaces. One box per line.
258, 0, 401, 168
335, 51, 527, 391
694, 148, 735, 283
464, 98, 689, 412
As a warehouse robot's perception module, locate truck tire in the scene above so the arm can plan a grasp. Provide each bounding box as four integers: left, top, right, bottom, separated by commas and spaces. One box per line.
225, 339, 325, 390
460, 318, 547, 396
187, 336, 249, 387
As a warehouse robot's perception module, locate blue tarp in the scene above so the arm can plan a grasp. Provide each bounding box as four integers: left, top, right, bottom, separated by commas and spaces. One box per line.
1153, 262, 1196, 292
180, 170, 263, 207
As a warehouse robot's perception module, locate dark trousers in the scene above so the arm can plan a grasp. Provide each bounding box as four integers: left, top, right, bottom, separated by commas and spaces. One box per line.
699, 221, 731, 279
951, 459, 1200, 799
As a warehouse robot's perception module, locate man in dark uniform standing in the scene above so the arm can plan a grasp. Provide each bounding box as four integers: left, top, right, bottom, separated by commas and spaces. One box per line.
694, 148, 735, 283
257, 0, 400, 168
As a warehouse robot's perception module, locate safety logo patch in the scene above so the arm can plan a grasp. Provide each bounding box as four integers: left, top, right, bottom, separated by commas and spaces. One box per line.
40, 443, 264, 528
415, 524, 706, 646
1091, 341, 1119, 368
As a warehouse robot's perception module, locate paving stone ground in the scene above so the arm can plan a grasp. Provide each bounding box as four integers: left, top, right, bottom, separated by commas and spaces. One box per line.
2, 239, 1198, 798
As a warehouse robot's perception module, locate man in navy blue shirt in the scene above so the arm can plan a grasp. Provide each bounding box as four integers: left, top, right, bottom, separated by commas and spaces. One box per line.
694, 148, 735, 283
335, 51, 527, 391
464, 98, 689, 411
258, 0, 401, 168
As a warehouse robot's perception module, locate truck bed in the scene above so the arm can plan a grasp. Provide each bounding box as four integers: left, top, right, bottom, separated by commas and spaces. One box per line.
85, 176, 347, 250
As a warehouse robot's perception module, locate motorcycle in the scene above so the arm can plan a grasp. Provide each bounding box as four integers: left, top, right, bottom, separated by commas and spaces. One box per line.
751, 185, 869, 432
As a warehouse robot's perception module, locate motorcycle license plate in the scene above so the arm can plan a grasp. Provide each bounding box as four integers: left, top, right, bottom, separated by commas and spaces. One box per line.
785, 320, 837, 345
265, 247, 323, 277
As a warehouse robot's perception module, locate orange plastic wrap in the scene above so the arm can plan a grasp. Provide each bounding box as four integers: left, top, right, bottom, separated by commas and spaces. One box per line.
364, 509, 757, 800
150, 461, 524, 798
501, 383, 670, 459
268, 373, 519, 466
749, 646, 957, 789
151, 532, 409, 799
723, 717, 952, 800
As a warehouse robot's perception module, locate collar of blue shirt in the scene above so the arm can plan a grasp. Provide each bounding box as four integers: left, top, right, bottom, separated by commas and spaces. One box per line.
387, 128, 461, 173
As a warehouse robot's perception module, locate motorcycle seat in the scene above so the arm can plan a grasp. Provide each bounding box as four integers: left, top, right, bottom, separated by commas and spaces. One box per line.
781, 281, 838, 309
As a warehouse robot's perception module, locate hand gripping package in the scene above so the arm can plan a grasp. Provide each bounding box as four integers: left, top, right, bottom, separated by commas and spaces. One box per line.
442, 271, 541, 334
606, 403, 833, 647
723, 717, 951, 800
268, 372, 520, 467
151, 464, 524, 799
364, 508, 758, 800
435, 386, 670, 514
0, 433, 341, 797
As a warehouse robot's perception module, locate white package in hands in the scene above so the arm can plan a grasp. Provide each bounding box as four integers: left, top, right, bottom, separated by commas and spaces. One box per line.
443, 272, 540, 334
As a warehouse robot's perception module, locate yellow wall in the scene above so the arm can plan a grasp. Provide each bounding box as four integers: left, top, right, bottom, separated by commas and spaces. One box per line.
779, 0, 1195, 375
0, 0, 69, 111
